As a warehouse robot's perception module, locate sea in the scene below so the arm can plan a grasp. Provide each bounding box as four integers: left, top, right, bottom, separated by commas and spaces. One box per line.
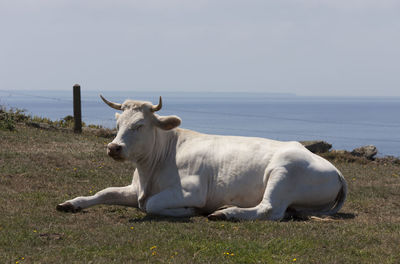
1, 90, 399, 157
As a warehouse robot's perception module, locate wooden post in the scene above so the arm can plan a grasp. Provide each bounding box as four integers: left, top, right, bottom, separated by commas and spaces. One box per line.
73, 84, 82, 133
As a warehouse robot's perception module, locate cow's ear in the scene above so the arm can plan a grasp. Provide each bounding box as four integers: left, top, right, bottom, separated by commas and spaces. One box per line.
115, 113, 121, 119
153, 115, 181, 130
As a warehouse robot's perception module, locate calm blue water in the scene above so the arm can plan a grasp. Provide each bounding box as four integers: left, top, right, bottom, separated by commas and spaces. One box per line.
1, 90, 399, 157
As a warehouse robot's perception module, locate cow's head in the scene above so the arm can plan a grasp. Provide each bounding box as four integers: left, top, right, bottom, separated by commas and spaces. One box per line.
100, 95, 181, 161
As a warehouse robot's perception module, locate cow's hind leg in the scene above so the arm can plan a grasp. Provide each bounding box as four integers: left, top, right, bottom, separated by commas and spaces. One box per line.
57, 184, 138, 212
208, 167, 291, 221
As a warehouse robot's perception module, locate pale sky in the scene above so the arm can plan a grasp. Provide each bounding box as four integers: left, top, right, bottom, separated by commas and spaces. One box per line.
1, 0, 399, 96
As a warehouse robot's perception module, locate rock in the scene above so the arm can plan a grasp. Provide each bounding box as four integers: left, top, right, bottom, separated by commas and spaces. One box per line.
38, 123, 51, 129
300, 140, 332, 153
26, 121, 54, 130
26, 121, 41, 128
351, 145, 378, 160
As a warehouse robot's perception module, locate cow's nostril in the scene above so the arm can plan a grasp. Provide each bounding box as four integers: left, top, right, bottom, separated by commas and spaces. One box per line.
107, 143, 122, 155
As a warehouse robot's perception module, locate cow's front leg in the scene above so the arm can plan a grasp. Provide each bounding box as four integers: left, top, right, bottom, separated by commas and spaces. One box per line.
57, 184, 138, 212
145, 189, 200, 217
145, 176, 207, 217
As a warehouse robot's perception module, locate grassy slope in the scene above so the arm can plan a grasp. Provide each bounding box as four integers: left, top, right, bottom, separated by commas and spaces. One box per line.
0, 125, 399, 263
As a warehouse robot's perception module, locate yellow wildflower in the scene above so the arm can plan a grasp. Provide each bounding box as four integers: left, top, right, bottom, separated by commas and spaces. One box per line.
293, 258, 297, 262
130, 227, 134, 230
150, 246, 157, 250
152, 251, 157, 256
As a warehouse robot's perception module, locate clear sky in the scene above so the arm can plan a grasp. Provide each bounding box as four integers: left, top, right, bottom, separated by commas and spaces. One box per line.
1, 0, 399, 96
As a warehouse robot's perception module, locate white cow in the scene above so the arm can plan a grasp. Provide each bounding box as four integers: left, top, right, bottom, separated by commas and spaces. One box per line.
57, 96, 347, 221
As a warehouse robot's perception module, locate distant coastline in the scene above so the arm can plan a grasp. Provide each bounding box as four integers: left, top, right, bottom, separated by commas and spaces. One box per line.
3, 89, 400, 99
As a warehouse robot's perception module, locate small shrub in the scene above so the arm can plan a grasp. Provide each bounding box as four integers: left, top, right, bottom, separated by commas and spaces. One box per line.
57, 115, 86, 128
0, 108, 16, 131
31, 115, 54, 124
57, 115, 74, 128
0, 107, 27, 131
88, 124, 103, 129
29, 115, 86, 129
12, 108, 29, 122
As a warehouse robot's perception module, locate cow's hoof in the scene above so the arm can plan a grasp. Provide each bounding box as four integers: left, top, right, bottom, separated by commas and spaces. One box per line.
207, 212, 227, 221
56, 202, 81, 213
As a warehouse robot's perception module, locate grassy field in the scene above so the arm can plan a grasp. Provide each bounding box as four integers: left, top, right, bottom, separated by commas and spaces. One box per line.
1, 124, 400, 263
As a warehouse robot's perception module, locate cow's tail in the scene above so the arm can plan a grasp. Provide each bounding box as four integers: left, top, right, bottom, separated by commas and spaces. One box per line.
319, 170, 348, 216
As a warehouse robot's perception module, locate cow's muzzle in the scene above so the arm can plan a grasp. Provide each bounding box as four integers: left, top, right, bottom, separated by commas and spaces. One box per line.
107, 143, 124, 160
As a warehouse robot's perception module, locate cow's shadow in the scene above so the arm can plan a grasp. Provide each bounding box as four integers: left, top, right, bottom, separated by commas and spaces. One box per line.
282, 212, 356, 222
128, 212, 356, 223
329, 212, 356, 219
129, 215, 193, 223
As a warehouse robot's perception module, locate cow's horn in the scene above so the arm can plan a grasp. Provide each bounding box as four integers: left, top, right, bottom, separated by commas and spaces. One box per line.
100, 95, 122, 110
151, 96, 162, 112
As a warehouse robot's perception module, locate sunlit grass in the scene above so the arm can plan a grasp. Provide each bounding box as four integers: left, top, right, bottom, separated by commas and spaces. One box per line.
1, 124, 399, 263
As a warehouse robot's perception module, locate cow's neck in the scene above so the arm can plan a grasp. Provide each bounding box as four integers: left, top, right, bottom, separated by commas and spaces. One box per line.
135, 128, 178, 209
135, 128, 177, 172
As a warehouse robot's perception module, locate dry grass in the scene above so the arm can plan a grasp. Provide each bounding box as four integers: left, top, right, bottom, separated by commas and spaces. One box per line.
1, 124, 399, 263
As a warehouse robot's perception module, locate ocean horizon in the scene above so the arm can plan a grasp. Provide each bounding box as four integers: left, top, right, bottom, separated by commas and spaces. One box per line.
1, 89, 399, 157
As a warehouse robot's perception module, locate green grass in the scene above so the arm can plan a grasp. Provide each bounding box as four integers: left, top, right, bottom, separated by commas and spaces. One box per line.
1, 124, 400, 263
